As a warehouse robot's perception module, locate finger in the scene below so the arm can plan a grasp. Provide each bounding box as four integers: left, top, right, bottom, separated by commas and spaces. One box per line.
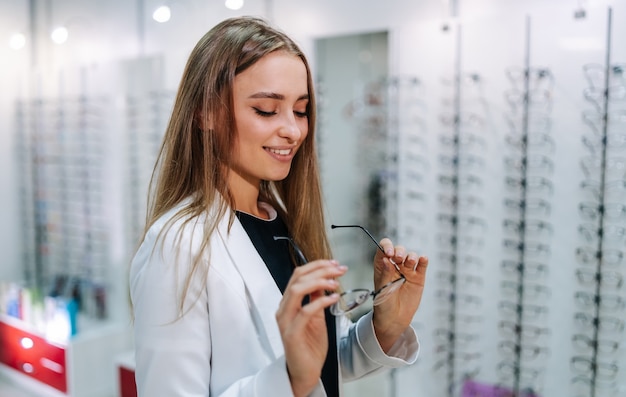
299, 293, 340, 317
283, 272, 342, 303
293, 259, 340, 276
290, 260, 347, 287
400, 256, 428, 287
378, 238, 395, 257
279, 293, 340, 331
393, 245, 407, 264
378, 238, 410, 263
402, 252, 420, 271
415, 255, 429, 274
281, 262, 346, 314
291, 260, 347, 287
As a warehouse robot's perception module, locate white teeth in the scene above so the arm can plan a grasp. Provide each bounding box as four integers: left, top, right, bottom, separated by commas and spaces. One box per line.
268, 148, 291, 155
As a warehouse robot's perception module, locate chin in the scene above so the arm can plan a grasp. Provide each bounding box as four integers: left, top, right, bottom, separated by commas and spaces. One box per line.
266, 169, 292, 182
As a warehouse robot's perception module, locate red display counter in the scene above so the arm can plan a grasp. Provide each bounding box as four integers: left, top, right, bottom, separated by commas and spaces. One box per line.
0, 314, 132, 397
0, 318, 67, 393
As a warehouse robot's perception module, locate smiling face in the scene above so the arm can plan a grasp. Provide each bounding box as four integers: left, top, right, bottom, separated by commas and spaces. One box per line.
228, 50, 310, 202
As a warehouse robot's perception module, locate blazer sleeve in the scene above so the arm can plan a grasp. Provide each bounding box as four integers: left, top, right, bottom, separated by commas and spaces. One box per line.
337, 311, 420, 381
130, 217, 295, 397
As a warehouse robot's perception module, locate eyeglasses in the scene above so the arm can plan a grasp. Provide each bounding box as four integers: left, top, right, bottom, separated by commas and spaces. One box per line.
574, 291, 625, 311
571, 356, 618, 381
274, 224, 406, 316
574, 312, 624, 333
583, 62, 626, 88
582, 132, 626, 154
498, 320, 551, 340
503, 197, 551, 216
505, 153, 554, 174
505, 132, 555, 153
501, 260, 549, 280
505, 66, 554, 92
575, 247, 624, 267
572, 334, 619, 355
579, 202, 626, 221
330, 224, 406, 315
498, 341, 550, 360
576, 268, 623, 289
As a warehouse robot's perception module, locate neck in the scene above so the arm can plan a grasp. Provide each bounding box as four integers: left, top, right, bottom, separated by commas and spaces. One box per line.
227, 170, 267, 219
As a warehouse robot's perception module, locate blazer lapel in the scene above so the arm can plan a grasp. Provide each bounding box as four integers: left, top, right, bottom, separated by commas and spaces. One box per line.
217, 214, 285, 359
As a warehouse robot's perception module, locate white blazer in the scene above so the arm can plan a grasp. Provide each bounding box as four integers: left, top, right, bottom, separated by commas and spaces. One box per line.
130, 202, 419, 397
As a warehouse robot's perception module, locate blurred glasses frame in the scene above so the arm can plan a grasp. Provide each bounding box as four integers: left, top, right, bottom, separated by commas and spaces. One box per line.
503, 197, 551, 217
575, 267, 623, 289
496, 360, 543, 385
572, 333, 619, 355
498, 340, 550, 360
574, 291, 625, 311
500, 259, 549, 280
571, 356, 618, 381
576, 246, 624, 267
578, 202, 626, 222
498, 320, 551, 340
583, 62, 626, 89
582, 132, 626, 155
574, 312, 624, 333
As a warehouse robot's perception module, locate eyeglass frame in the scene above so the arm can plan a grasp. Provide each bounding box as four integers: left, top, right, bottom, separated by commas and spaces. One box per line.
273, 223, 406, 316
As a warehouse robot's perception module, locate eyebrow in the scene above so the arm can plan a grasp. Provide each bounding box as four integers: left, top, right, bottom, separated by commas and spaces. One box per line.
248, 92, 309, 101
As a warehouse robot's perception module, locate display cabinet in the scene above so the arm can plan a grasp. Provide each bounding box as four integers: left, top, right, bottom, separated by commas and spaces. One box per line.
0, 314, 131, 397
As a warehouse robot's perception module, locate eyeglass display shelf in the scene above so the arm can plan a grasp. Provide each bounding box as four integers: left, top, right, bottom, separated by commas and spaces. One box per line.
0, 313, 132, 397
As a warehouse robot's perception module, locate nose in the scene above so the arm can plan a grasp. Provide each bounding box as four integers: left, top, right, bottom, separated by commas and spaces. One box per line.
278, 112, 303, 142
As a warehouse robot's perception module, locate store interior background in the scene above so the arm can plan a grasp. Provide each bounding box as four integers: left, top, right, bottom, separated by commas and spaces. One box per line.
1, 0, 625, 396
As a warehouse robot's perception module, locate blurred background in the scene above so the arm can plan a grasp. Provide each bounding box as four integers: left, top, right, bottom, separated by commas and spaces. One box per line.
0, 0, 625, 396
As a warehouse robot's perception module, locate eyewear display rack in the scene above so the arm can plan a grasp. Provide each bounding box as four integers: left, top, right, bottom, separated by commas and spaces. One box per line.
433, 25, 487, 397
572, 8, 626, 397
313, 5, 626, 397
385, 76, 429, 249
496, 16, 555, 397
15, 96, 110, 318
385, 75, 429, 397
124, 91, 174, 249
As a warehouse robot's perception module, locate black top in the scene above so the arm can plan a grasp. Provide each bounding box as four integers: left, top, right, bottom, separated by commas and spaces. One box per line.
236, 208, 339, 397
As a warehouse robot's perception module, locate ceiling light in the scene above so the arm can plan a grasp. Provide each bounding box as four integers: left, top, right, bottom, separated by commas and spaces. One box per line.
225, 0, 244, 10
51, 26, 68, 44
153, 6, 171, 23
9, 33, 26, 50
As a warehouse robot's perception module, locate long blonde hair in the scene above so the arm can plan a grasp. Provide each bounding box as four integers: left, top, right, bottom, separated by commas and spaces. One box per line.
144, 16, 331, 312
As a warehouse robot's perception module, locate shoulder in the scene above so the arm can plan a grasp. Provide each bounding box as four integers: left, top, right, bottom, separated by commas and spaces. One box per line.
131, 199, 225, 273
147, 199, 204, 240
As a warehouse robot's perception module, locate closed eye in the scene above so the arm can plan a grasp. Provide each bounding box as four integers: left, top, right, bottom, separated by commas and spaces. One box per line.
253, 108, 276, 117
294, 111, 308, 118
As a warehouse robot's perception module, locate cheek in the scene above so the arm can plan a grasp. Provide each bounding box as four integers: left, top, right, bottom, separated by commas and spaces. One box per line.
235, 119, 267, 146
298, 119, 310, 138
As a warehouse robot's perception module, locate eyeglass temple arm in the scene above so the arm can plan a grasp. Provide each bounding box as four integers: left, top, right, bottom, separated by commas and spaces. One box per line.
331, 224, 404, 276
273, 236, 308, 265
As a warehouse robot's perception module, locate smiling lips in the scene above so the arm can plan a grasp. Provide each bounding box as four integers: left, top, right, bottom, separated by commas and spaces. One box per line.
266, 147, 293, 156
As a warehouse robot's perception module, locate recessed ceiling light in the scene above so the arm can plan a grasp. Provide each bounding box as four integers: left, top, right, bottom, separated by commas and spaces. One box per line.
51, 26, 69, 44
153, 6, 171, 23
9, 33, 26, 50
225, 0, 244, 11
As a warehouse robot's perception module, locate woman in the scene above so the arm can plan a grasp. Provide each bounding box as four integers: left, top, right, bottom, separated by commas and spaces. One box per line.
130, 16, 429, 397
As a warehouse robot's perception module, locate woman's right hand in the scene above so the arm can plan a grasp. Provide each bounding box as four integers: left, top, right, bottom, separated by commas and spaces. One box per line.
275, 259, 347, 397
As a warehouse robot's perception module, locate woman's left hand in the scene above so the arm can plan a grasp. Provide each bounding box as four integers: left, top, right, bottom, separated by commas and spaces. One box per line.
371, 238, 428, 353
